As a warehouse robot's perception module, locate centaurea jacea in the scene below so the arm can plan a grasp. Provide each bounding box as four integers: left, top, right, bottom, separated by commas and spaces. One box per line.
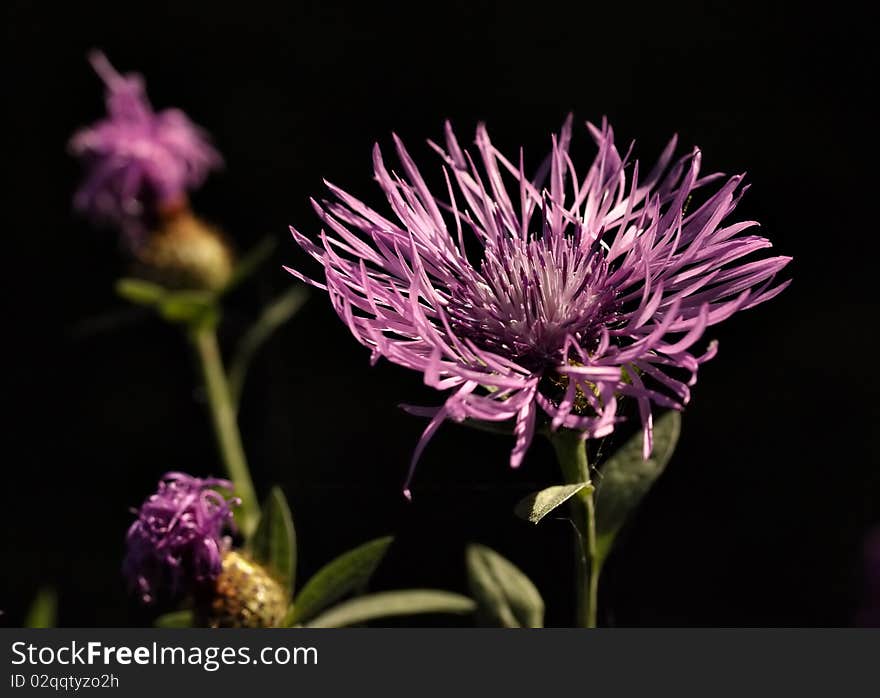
288, 117, 791, 495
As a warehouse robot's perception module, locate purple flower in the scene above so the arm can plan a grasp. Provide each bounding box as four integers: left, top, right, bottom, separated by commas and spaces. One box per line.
69, 51, 222, 246
288, 117, 790, 494
123, 472, 238, 604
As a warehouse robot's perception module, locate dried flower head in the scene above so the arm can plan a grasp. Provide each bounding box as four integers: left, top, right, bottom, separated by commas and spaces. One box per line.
123, 472, 238, 604
69, 51, 222, 246
288, 118, 791, 494
201, 551, 288, 628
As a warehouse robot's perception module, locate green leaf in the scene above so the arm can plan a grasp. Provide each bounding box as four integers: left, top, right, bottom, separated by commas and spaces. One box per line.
157, 290, 218, 327
24, 587, 57, 628
228, 285, 310, 408
514, 483, 593, 524
154, 610, 194, 628
115, 278, 166, 306
465, 544, 544, 628
289, 536, 393, 624
116, 278, 218, 328
304, 590, 476, 628
281, 605, 298, 628
594, 410, 681, 561
249, 486, 297, 594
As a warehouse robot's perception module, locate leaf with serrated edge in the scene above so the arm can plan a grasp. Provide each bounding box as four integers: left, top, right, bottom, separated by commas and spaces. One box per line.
305, 590, 476, 628
466, 544, 544, 628
595, 410, 681, 560
514, 483, 592, 524
289, 536, 393, 624
249, 487, 297, 594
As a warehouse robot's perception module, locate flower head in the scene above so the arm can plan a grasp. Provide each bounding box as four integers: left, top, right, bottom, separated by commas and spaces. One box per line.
123, 472, 238, 604
69, 51, 222, 245
203, 551, 289, 628
133, 209, 235, 291
288, 117, 791, 494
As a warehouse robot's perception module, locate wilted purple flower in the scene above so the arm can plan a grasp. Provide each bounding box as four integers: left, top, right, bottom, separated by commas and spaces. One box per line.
69, 51, 222, 246
288, 117, 790, 494
123, 472, 238, 604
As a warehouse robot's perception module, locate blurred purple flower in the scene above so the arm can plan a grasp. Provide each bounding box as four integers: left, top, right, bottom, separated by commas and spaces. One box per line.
123, 472, 238, 604
288, 118, 790, 494
69, 51, 222, 246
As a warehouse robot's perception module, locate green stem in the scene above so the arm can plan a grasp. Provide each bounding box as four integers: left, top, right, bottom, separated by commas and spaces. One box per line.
189, 325, 260, 536
549, 429, 599, 628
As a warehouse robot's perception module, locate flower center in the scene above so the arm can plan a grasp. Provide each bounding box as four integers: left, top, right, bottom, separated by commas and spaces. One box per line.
447, 231, 616, 369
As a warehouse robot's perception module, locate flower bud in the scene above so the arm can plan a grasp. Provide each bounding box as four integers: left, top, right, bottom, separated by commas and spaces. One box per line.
201, 551, 288, 628
135, 209, 234, 292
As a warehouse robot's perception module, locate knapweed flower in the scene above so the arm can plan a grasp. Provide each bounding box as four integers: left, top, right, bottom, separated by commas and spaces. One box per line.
69, 51, 222, 246
123, 472, 238, 604
288, 117, 790, 494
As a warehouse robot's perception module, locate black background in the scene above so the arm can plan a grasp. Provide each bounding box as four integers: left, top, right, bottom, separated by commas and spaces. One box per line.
3, 0, 877, 627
